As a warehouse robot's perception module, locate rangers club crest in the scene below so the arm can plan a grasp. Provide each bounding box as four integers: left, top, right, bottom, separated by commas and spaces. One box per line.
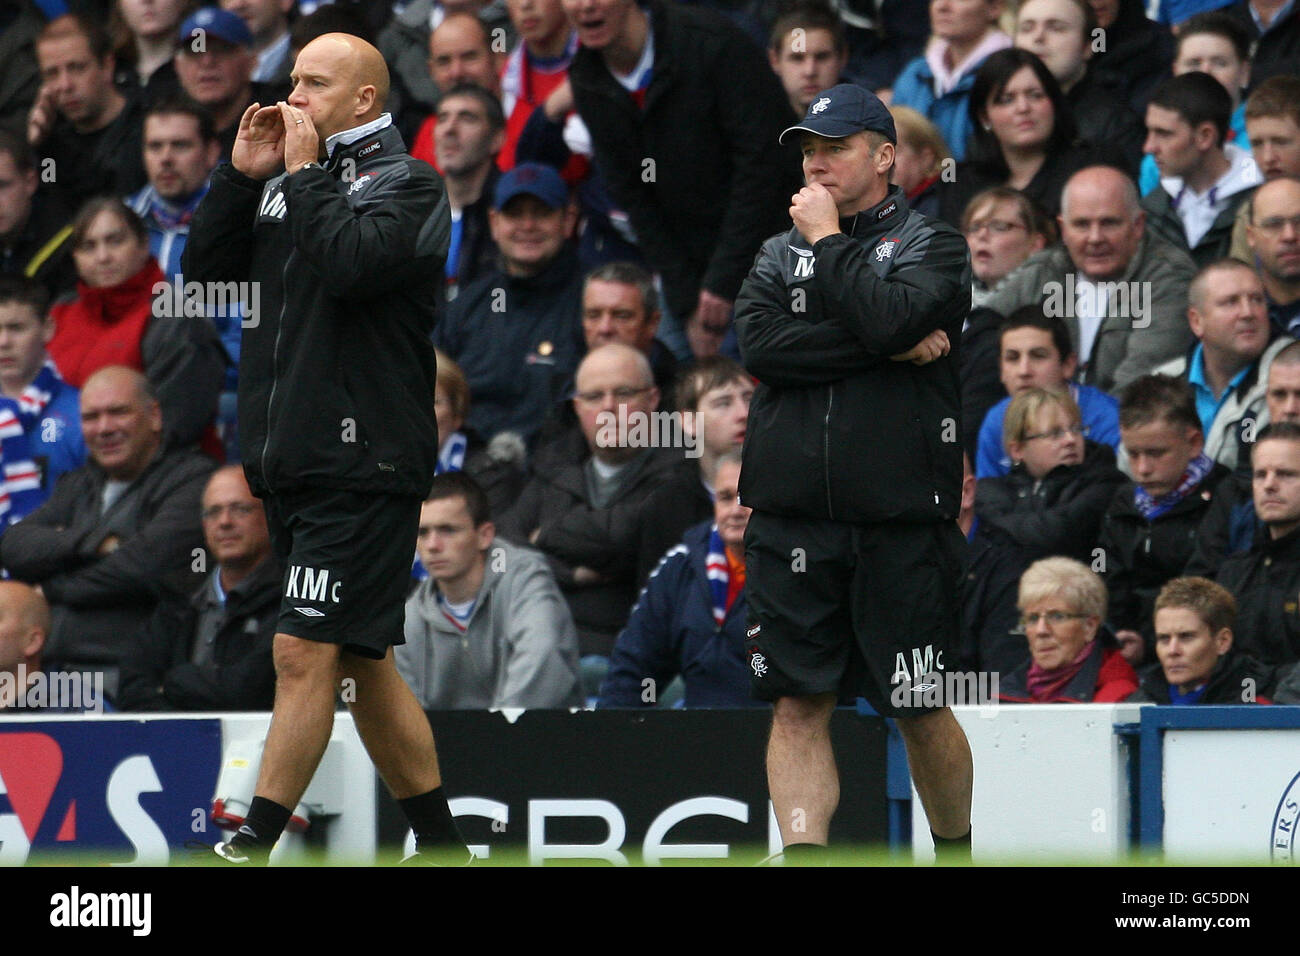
810, 97, 830, 114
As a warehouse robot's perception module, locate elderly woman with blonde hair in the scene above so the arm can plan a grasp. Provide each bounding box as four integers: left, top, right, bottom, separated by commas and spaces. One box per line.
974, 386, 1123, 563
998, 556, 1138, 703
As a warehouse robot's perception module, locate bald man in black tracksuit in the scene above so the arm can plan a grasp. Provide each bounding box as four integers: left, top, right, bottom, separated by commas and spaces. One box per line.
183, 33, 467, 864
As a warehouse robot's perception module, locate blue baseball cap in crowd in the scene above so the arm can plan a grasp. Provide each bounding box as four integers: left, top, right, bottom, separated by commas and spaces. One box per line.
494, 163, 568, 210
178, 6, 255, 49
779, 83, 897, 145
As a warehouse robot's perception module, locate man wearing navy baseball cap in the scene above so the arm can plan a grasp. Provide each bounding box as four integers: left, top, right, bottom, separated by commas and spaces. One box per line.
433, 161, 585, 445
779, 82, 899, 146
736, 82, 978, 865
175, 6, 285, 160
493, 161, 570, 212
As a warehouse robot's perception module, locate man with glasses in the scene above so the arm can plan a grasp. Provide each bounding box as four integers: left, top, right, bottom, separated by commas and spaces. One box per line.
434, 161, 584, 447
1245, 176, 1300, 333
497, 342, 679, 681
118, 466, 281, 711
975, 305, 1120, 477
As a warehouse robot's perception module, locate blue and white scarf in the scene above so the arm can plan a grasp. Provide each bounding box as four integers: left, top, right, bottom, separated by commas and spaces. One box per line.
0, 361, 59, 527
706, 523, 728, 628
436, 431, 468, 475
1134, 452, 1214, 520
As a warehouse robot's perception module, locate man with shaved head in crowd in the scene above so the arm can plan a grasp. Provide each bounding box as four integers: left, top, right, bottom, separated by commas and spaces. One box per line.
0, 582, 55, 710
184, 32, 468, 864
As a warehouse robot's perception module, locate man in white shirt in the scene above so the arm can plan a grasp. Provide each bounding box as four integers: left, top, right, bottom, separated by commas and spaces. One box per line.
1142, 71, 1262, 268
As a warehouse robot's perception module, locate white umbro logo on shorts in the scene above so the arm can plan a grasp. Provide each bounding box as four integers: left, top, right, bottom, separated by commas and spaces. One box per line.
294, 607, 326, 617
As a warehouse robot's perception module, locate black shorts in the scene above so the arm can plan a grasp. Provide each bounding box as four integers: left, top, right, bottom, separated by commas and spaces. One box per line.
262, 487, 421, 659
743, 511, 965, 718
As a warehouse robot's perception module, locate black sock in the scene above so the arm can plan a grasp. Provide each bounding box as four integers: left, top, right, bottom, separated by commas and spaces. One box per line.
399, 787, 466, 853
931, 828, 972, 863
782, 843, 830, 864
230, 797, 293, 852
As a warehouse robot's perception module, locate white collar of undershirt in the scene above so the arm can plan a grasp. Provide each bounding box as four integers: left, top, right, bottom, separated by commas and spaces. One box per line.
325, 113, 394, 159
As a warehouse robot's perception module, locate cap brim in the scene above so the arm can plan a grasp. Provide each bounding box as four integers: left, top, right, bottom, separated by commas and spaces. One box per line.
778, 121, 863, 145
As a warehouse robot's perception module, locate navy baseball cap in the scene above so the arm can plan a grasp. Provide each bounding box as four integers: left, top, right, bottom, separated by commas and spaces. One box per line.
779, 83, 897, 145
494, 163, 568, 210
178, 7, 254, 49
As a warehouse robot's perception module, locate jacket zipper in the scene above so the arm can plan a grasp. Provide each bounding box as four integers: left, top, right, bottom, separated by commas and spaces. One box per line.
260, 255, 292, 493
823, 383, 835, 519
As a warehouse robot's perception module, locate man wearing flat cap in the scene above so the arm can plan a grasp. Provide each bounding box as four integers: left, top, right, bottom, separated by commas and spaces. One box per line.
735, 83, 976, 863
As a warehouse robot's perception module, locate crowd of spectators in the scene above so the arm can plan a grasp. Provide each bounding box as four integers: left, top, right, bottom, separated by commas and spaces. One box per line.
4, 0, 1300, 715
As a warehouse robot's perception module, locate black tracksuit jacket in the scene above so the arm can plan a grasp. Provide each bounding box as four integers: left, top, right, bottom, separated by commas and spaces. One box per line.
736, 186, 971, 523
182, 122, 449, 498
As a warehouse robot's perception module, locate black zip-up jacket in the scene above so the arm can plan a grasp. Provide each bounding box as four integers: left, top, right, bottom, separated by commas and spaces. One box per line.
182, 121, 450, 497
567, 0, 800, 321
1215, 524, 1300, 669
116, 556, 284, 712
1098, 464, 1232, 642
974, 440, 1125, 564
1128, 651, 1277, 705
736, 187, 970, 523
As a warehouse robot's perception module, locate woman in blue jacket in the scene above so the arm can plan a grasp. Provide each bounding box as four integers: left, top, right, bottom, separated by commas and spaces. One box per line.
890, 0, 1012, 161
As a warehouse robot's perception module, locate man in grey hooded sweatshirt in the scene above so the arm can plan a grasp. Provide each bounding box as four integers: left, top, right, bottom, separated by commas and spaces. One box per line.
397, 471, 582, 709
